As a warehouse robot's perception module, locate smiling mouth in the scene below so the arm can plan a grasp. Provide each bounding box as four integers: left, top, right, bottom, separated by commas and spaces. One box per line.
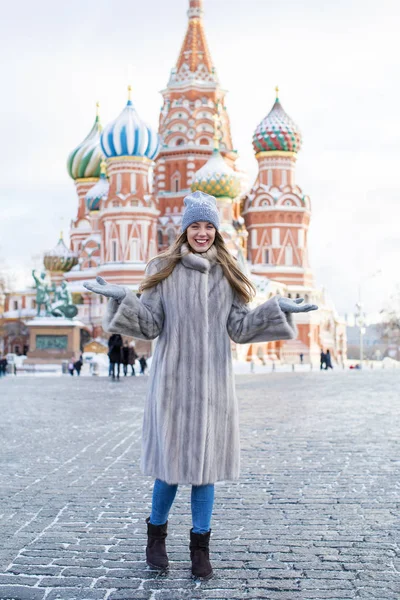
195, 239, 209, 244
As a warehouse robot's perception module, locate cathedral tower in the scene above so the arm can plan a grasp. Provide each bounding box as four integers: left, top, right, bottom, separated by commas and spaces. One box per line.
67, 104, 103, 256
243, 89, 313, 287
155, 0, 238, 247
96, 87, 160, 285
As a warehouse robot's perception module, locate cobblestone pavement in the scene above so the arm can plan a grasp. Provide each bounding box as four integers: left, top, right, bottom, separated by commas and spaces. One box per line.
0, 371, 399, 600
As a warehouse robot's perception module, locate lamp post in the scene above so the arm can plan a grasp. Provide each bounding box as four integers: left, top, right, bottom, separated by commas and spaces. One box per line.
356, 270, 382, 369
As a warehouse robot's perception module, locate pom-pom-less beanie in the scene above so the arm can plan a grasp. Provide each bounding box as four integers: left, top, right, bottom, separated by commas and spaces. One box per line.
181, 191, 220, 232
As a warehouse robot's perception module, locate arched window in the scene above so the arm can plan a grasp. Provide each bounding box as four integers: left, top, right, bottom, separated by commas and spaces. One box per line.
157, 230, 163, 247
167, 228, 176, 246
171, 172, 180, 193
199, 137, 209, 145
176, 138, 184, 146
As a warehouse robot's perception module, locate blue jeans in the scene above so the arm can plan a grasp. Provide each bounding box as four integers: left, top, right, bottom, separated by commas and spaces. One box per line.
150, 478, 214, 534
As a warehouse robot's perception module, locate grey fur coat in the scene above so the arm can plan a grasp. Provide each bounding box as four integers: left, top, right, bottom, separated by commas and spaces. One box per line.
103, 243, 296, 485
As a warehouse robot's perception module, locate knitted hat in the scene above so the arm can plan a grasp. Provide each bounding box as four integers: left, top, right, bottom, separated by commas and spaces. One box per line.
181, 191, 220, 232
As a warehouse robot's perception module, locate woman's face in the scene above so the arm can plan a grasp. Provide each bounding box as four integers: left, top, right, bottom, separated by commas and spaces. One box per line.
186, 221, 216, 253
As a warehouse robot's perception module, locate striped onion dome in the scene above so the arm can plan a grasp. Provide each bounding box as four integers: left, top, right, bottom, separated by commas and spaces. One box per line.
67, 109, 103, 180
43, 235, 79, 273
85, 160, 109, 211
100, 88, 160, 160
191, 149, 241, 199
253, 91, 302, 154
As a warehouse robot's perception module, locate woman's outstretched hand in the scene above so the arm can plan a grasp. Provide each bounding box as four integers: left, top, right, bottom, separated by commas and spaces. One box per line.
83, 276, 126, 303
278, 297, 318, 313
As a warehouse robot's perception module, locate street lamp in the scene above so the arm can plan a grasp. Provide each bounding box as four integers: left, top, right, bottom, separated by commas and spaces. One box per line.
356, 270, 382, 369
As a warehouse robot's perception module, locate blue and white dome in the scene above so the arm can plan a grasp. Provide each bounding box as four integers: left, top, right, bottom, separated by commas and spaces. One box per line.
85, 160, 109, 211
100, 89, 160, 160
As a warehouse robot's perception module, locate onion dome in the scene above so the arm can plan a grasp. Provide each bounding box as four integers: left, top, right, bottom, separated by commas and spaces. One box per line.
101, 86, 160, 160
191, 110, 241, 198
253, 87, 302, 154
191, 149, 241, 198
43, 234, 79, 273
67, 104, 103, 179
85, 159, 109, 211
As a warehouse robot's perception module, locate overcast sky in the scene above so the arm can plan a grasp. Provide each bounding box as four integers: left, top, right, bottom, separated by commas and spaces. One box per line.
1, 0, 399, 317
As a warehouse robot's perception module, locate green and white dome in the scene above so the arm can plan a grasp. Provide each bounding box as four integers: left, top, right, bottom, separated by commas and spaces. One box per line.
67, 108, 103, 180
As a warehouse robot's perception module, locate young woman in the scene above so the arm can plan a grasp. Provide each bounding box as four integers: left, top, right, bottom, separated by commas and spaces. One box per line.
84, 191, 317, 579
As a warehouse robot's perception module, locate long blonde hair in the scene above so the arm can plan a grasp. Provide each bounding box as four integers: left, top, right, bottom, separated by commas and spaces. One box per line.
139, 231, 256, 304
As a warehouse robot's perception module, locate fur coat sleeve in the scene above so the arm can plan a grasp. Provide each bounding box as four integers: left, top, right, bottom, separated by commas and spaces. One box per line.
102, 263, 164, 340
227, 294, 297, 344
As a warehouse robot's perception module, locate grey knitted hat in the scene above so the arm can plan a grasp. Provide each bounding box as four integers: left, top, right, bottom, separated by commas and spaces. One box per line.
181, 191, 220, 232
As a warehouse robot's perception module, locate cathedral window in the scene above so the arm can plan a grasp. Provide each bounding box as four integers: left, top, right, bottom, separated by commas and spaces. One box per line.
157, 230, 163, 246
176, 138, 184, 146
171, 172, 180, 192
264, 249, 270, 264
13, 300, 19, 310
112, 240, 118, 262
199, 138, 209, 145
167, 228, 176, 246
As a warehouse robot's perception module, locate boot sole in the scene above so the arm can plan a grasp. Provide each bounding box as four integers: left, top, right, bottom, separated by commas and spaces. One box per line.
191, 570, 213, 581
146, 559, 169, 571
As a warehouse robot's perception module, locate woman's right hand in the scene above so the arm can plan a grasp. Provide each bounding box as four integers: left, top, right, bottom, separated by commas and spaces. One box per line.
83, 276, 126, 303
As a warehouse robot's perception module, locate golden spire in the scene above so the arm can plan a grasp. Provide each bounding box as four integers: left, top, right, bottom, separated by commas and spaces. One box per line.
275, 85, 279, 100
213, 111, 222, 151
100, 157, 107, 176
96, 101, 100, 117
59, 230, 64, 241
128, 85, 132, 102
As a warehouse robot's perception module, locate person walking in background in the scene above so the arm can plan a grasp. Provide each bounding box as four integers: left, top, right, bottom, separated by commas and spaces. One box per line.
122, 341, 130, 377
299, 352, 304, 364
0, 357, 7, 377
68, 360, 74, 376
128, 343, 138, 376
139, 355, 148, 376
325, 349, 333, 370
83, 191, 318, 580
74, 357, 83, 376
320, 349, 326, 370
108, 334, 123, 380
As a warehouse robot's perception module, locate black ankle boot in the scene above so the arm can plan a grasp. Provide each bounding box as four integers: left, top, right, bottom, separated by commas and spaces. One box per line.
145, 517, 169, 569
189, 528, 213, 579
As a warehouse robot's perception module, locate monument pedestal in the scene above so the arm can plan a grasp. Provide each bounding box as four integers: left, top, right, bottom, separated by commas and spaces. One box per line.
26, 318, 84, 364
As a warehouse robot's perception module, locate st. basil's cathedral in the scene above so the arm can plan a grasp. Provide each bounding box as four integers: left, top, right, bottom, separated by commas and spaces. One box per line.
2, 0, 346, 364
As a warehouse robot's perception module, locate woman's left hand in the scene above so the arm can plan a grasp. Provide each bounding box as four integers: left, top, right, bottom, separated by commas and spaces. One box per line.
278, 297, 319, 313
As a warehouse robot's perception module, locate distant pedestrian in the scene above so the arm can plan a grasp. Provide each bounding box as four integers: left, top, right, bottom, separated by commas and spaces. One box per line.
139, 355, 148, 375
68, 361, 74, 376
299, 352, 304, 364
83, 191, 318, 579
320, 350, 326, 370
108, 334, 123, 380
74, 358, 83, 376
0, 357, 7, 377
128, 343, 138, 376
325, 349, 333, 370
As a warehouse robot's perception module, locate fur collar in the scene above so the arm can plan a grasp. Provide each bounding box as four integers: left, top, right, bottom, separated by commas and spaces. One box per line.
180, 243, 218, 273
